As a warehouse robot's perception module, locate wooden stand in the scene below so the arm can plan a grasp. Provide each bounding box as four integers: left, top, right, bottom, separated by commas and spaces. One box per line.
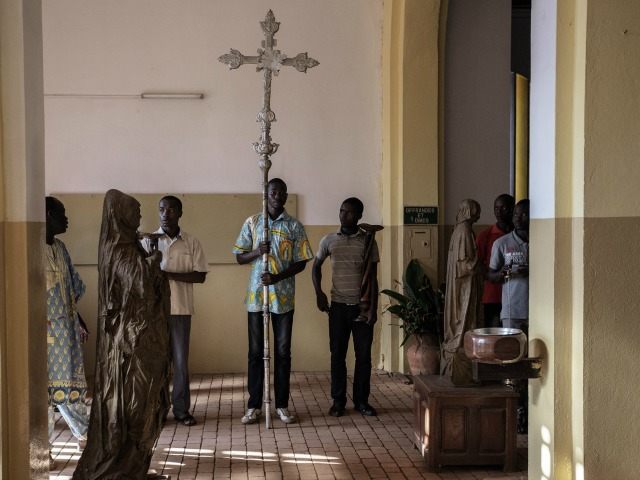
413, 375, 519, 472
472, 357, 542, 382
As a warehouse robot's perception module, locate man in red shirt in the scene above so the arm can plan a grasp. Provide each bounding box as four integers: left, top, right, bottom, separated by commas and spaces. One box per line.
476, 194, 514, 328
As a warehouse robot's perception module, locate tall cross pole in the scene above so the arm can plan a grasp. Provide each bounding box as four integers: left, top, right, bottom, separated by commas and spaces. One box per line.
219, 10, 319, 429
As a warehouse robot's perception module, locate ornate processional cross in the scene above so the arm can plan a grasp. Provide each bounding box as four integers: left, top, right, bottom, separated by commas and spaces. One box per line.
218, 10, 319, 429
218, 9, 319, 171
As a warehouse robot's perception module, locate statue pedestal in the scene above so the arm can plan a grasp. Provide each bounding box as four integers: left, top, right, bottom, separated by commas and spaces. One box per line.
413, 375, 519, 472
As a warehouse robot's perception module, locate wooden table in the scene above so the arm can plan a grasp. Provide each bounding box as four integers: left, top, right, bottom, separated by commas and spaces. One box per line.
413, 375, 519, 471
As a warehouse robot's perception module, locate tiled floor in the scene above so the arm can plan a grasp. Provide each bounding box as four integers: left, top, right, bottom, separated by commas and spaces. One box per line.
50, 372, 527, 479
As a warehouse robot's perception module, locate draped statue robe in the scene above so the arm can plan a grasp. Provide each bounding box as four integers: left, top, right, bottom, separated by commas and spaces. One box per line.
74, 189, 171, 480
441, 199, 483, 384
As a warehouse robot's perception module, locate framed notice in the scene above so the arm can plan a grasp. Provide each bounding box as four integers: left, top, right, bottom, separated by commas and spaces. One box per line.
404, 206, 438, 225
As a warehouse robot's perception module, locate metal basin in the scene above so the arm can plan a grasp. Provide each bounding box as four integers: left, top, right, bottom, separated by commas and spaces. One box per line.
464, 327, 527, 364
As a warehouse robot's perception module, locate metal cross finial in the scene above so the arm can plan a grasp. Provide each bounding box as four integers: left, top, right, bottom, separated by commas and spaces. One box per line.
219, 10, 319, 169
218, 10, 318, 430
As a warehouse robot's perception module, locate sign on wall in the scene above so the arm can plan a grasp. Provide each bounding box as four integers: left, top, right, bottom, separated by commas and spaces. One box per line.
404, 206, 438, 225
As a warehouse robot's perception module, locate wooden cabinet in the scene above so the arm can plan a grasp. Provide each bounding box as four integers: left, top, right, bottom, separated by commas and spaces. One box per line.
413, 375, 518, 472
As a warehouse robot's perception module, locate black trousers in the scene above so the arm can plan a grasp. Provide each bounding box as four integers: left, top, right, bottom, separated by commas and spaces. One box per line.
247, 310, 293, 409
169, 315, 192, 418
483, 303, 502, 328
329, 302, 374, 407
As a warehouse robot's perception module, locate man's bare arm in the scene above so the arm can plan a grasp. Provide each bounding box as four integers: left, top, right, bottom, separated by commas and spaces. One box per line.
235, 241, 270, 265
311, 257, 329, 312
261, 260, 308, 285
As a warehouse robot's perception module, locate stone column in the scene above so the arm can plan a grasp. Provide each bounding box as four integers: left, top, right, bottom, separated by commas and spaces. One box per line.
0, 0, 47, 477
529, 0, 640, 478
380, 0, 444, 372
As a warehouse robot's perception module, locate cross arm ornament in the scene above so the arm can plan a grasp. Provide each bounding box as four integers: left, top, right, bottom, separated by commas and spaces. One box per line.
218, 10, 319, 75
217, 10, 319, 163
219, 49, 318, 74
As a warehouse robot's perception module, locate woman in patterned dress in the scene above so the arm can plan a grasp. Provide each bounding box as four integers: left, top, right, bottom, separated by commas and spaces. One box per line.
46, 196, 90, 445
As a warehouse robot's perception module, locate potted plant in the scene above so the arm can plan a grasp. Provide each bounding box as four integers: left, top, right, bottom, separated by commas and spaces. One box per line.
381, 259, 443, 376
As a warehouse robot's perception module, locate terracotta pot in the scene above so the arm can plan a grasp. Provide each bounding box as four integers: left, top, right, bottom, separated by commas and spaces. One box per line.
405, 334, 440, 375
464, 327, 527, 364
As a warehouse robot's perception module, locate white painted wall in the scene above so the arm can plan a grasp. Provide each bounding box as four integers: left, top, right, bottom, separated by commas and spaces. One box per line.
43, 0, 383, 226
444, 0, 512, 224
529, 0, 556, 220
43, 1, 384, 374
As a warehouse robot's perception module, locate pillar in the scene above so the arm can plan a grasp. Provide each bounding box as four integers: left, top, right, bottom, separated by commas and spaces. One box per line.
0, 0, 47, 477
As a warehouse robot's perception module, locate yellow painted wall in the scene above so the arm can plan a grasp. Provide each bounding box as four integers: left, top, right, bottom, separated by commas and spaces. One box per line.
402, 0, 440, 208
528, 218, 556, 479
583, 2, 640, 218
530, 0, 640, 479
529, 0, 587, 478
581, 0, 640, 477
380, 0, 405, 373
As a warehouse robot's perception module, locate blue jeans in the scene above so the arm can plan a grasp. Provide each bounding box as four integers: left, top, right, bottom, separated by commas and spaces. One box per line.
247, 311, 293, 409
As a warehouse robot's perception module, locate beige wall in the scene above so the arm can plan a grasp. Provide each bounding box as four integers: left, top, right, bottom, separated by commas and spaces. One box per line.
53, 192, 366, 375
582, 218, 640, 479
75, 224, 356, 377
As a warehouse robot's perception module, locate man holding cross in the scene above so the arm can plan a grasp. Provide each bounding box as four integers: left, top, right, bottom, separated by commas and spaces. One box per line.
233, 178, 314, 425
220, 11, 318, 427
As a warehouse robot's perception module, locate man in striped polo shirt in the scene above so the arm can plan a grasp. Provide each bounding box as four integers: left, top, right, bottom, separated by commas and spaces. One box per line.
312, 198, 380, 417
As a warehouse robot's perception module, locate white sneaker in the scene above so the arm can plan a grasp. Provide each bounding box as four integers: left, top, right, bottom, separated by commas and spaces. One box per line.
276, 407, 297, 424
241, 408, 261, 424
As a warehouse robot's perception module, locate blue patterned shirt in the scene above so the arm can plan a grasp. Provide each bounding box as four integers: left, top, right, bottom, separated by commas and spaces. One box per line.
233, 210, 313, 313
46, 239, 87, 404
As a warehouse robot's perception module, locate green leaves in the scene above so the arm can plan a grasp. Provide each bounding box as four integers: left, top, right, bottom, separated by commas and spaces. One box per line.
404, 258, 425, 299
379, 289, 408, 305
385, 304, 406, 316
381, 259, 442, 346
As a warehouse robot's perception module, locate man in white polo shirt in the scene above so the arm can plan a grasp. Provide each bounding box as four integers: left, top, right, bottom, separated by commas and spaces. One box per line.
142, 195, 208, 426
